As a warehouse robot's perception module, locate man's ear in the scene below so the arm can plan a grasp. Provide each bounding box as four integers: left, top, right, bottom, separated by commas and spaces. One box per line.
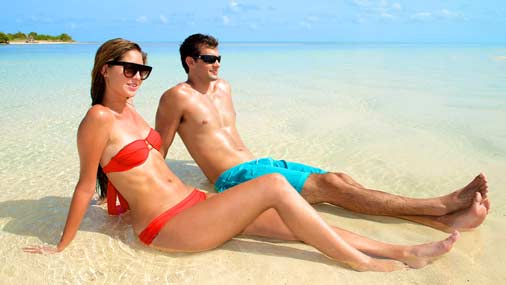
185, 56, 195, 69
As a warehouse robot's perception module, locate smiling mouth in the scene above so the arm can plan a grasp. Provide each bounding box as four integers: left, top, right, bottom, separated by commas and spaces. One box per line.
127, 83, 138, 90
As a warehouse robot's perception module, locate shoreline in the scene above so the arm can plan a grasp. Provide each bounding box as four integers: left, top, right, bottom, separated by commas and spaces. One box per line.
6, 40, 77, 45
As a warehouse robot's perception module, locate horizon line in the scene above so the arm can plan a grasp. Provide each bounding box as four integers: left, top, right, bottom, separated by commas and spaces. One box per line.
63, 40, 506, 45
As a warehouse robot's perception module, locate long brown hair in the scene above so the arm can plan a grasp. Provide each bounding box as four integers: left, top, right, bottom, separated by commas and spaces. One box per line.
90, 38, 148, 198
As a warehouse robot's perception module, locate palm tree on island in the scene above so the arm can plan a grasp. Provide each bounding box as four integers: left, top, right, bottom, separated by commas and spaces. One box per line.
0, 31, 74, 44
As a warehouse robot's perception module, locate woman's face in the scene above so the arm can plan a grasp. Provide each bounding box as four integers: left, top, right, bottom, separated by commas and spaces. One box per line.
104, 49, 145, 99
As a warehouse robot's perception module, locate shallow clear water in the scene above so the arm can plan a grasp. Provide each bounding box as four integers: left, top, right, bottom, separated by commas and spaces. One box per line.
1, 43, 505, 283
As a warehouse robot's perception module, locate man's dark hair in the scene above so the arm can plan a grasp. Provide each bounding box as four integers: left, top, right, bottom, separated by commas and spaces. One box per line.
179, 33, 219, 73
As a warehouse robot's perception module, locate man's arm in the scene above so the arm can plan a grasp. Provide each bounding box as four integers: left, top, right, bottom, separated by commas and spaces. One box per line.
155, 87, 185, 158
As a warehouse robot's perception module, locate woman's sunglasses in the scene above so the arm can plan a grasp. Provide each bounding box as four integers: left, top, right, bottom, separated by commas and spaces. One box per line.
106, 61, 153, 80
193, 55, 222, 64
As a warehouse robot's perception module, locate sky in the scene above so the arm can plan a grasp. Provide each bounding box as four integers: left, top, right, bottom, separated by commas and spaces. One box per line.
2, 0, 505, 43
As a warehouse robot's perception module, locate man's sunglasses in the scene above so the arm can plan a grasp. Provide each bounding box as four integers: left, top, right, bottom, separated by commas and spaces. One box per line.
193, 55, 221, 64
106, 61, 153, 80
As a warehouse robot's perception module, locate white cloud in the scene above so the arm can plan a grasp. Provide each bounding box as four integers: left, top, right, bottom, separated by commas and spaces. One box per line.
136, 16, 148, 23
353, 0, 398, 9
306, 16, 320, 23
300, 16, 319, 29
356, 15, 368, 24
300, 21, 312, 29
227, 0, 261, 13
380, 12, 394, 19
228, 0, 239, 9
392, 3, 401, 11
229, 0, 241, 13
411, 12, 432, 21
352, 0, 401, 21
379, 0, 388, 8
160, 15, 168, 24
30, 16, 54, 23
222, 15, 230, 25
410, 9, 462, 22
437, 9, 460, 19
353, 0, 373, 7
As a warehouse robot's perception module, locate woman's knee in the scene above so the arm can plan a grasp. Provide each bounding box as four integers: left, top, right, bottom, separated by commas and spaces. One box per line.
256, 173, 290, 188
254, 173, 293, 198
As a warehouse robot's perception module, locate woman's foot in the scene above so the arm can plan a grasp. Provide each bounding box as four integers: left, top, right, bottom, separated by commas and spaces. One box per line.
350, 258, 407, 272
401, 231, 460, 268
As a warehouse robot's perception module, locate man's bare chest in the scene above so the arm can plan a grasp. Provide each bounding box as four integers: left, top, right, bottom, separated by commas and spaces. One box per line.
185, 97, 234, 128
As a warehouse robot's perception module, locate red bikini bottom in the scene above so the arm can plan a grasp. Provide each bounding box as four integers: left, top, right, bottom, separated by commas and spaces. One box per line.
138, 189, 207, 245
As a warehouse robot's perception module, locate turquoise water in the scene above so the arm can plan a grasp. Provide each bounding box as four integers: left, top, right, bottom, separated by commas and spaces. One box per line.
1, 43, 505, 283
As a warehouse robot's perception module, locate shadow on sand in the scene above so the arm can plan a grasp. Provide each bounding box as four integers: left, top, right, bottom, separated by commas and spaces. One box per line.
2, 158, 419, 269
0, 196, 344, 267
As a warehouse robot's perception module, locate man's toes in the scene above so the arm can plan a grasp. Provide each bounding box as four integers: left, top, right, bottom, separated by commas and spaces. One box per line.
474, 192, 482, 204
483, 198, 491, 212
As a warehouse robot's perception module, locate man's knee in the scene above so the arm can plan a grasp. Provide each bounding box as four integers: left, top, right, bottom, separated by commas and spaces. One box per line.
318, 172, 348, 188
301, 173, 342, 203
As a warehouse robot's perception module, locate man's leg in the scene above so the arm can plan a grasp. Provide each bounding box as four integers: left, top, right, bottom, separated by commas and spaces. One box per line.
301, 172, 488, 216
214, 158, 489, 231
399, 192, 490, 232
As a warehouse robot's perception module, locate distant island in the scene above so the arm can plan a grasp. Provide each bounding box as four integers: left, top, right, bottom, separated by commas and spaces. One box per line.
0, 31, 74, 44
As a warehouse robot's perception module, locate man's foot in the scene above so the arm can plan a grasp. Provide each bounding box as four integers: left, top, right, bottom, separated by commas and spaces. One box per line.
443, 173, 488, 214
401, 231, 460, 269
439, 192, 490, 232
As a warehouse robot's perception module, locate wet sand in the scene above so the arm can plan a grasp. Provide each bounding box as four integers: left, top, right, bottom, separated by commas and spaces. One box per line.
1, 43, 505, 284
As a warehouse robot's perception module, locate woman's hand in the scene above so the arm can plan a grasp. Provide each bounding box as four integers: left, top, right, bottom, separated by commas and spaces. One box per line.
23, 244, 61, 255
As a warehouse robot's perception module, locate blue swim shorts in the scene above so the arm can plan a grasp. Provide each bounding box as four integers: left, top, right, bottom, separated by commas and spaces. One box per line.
214, 157, 328, 193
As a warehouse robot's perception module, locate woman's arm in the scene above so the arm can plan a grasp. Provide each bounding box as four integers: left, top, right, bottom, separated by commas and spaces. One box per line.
24, 106, 112, 254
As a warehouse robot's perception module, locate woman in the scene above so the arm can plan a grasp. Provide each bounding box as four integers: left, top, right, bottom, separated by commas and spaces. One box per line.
24, 38, 460, 272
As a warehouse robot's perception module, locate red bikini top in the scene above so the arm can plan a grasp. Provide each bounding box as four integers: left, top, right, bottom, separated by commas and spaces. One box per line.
102, 128, 162, 215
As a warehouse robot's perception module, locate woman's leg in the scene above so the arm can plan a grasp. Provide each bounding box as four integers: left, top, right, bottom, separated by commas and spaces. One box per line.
241, 208, 460, 269
152, 174, 459, 271
152, 174, 408, 271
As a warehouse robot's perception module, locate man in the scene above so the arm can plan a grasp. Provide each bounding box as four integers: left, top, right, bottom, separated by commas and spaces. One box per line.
156, 33, 490, 232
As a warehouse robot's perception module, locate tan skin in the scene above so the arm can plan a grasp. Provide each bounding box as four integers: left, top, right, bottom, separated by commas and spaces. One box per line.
155, 46, 490, 233
24, 49, 462, 272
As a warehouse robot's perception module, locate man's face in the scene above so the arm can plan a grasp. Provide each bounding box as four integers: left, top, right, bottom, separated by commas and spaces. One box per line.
191, 46, 221, 81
